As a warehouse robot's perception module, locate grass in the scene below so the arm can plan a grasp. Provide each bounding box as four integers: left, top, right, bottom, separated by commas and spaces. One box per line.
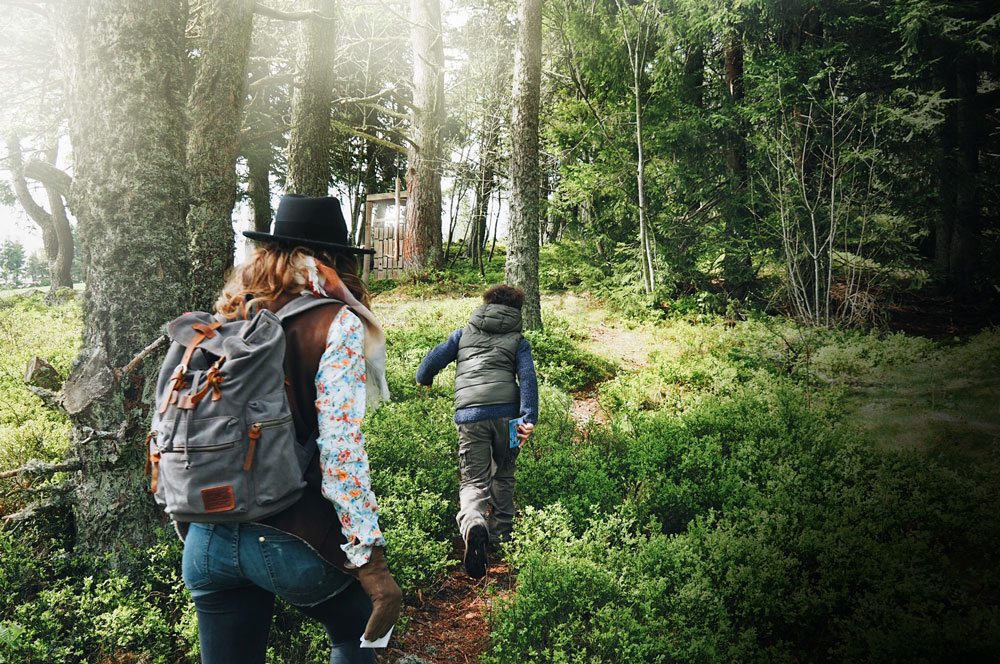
0, 291, 81, 475
843, 328, 1000, 459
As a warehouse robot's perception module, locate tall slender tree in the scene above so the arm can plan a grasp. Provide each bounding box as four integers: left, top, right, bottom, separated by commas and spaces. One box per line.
403, 0, 445, 271
506, 0, 543, 329
52, 0, 191, 561
185, 0, 256, 309
287, 0, 337, 196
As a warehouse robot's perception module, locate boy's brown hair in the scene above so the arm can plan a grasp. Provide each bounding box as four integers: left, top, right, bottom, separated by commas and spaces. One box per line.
483, 284, 524, 309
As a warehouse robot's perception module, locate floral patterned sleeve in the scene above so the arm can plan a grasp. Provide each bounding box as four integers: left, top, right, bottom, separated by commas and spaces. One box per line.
315, 306, 385, 568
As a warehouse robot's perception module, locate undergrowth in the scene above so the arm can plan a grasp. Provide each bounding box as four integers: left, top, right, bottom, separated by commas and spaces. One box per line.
1, 266, 997, 663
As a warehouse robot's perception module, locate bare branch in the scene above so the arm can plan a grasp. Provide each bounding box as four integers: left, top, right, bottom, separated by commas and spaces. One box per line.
330, 120, 409, 153
353, 101, 411, 121
248, 72, 296, 91
0, 0, 47, 17
0, 458, 80, 481
253, 2, 335, 22
113, 334, 168, 381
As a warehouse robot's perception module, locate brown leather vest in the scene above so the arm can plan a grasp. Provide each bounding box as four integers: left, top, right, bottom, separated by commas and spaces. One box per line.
256, 295, 352, 572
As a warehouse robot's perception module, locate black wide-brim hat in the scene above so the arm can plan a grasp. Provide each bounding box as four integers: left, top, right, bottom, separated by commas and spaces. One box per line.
243, 194, 375, 255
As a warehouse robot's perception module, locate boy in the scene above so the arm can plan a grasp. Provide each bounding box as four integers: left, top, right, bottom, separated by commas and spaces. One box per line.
416, 285, 538, 579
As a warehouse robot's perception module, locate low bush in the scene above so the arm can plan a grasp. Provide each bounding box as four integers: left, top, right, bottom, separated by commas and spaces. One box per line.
0, 530, 196, 664
488, 382, 1000, 663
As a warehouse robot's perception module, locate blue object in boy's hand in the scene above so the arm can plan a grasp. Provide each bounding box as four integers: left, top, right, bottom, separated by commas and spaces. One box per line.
508, 416, 525, 448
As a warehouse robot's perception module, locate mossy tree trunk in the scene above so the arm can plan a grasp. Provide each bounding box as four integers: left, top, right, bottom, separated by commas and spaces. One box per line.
403, 0, 445, 272
287, 0, 337, 197
505, 0, 543, 330
53, 0, 191, 564
186, 0, 256, 310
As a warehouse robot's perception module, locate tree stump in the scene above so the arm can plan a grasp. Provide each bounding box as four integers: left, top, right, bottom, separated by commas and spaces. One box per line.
24, 356, 63, 391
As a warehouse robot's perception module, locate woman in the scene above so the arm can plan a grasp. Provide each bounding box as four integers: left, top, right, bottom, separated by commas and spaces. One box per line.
180, 194, 401, 664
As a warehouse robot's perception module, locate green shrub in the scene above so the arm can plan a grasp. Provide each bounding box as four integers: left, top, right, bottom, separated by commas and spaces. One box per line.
525, 326, 615, 393
488, 383, 1000, 663
0, 531, 196, 664
379, 491, 455, 595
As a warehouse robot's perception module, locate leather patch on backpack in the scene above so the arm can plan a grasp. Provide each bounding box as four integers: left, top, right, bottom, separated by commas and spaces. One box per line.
201, 485, 235, 513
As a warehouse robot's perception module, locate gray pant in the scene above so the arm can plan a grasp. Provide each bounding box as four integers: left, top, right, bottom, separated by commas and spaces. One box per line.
455, 417, 519, 544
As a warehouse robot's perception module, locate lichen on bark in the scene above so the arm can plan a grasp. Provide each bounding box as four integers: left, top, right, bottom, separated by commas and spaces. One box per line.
53, 0, 191, 565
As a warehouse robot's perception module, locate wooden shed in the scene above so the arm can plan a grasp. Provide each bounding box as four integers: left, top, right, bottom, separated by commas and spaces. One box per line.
362, 180, 408, 284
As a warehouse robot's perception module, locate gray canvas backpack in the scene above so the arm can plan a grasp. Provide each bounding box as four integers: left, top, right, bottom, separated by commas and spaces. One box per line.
146, 296, 340, 523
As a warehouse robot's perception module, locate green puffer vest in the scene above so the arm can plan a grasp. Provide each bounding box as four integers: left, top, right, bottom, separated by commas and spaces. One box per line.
455, 303, 523, 410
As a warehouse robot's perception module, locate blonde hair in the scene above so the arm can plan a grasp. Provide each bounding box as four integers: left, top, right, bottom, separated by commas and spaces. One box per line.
215, 244, 371, 319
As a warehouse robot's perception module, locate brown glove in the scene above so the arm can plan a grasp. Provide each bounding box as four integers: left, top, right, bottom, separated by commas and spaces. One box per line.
355, 546, 403, 641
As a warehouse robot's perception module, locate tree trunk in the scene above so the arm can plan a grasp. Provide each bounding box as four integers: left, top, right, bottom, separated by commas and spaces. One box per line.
53, 0, 192, 564
948, 60, 982, 296
682, 44, 704, 107
403, 0, 445, 271
186, 0, 256, 309
287, 0, 337, 196
6, 136, 74, 289
247, 146, 272, 233
723, 31, 751, 299
632, 48, 653, 295
468, 117, 499, 268
245, 51, 275, 234
505, 0, 544, 330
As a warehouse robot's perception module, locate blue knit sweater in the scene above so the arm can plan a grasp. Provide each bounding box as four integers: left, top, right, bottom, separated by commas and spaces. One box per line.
416, 329, 539, 425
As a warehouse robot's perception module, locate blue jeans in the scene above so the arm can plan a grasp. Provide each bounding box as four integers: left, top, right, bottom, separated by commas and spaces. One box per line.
182, 522, 374, 664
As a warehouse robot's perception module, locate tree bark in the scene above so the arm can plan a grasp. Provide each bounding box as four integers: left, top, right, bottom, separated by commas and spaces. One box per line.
53, 0, 191, 563
287, 0, 337, 196
247, 146, 273, 233
186, 0, 256, 309
403, 0, 445, 271
505, 0, 543, 330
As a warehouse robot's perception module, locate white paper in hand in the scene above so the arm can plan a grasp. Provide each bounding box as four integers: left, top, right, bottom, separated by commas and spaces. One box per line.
359, 626, 393, 649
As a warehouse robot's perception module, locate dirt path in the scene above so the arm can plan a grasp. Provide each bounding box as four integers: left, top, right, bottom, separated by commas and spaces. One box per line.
567, 322, 655, 429
378, 300, 656, 662
382, 545, 515, 664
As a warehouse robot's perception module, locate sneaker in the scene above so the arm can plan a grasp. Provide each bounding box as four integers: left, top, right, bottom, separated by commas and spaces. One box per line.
463, 525, 488, 579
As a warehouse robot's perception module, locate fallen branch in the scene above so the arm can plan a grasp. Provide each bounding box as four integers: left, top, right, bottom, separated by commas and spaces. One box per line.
27, 385, 61, 409
15, 480, 74, 499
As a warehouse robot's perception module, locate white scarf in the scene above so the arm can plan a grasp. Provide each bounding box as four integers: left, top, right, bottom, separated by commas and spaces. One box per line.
292, 255, 390, 412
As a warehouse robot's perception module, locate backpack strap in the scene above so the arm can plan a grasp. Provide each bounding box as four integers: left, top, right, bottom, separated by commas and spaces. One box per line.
274, 295, 343, 322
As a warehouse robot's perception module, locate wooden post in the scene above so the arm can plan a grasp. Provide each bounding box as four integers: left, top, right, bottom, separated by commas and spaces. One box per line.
363, 200, 373, 285
394, 177, 402, 263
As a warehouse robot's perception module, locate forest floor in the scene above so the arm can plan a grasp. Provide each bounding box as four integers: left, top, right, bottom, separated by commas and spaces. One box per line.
381, 294, 657, 663
844, 329, 1000, 460
378, 291, 999, 664
384, 544, 516, 664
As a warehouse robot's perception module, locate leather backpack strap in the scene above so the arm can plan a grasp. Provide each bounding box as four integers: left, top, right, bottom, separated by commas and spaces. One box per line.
274, 295, 343, 322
